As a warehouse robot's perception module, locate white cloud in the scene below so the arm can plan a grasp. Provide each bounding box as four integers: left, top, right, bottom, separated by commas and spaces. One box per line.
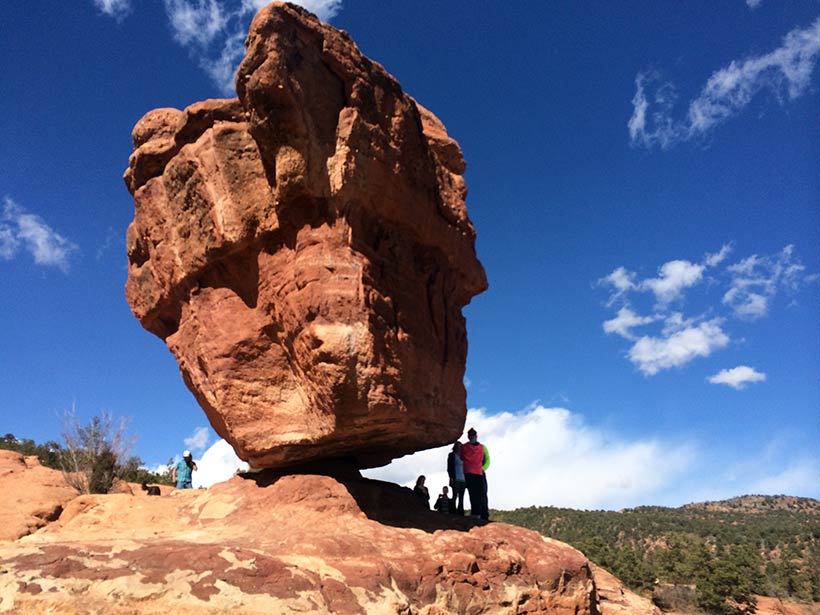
640, 259, 705, 305
93, 0, 132, 20
239, 0, 342, 21
599, 266, 637, 306
1, 197, 78, 272
603, 307, 659, 340
364, 406, 693, 511
601, 248, 727, 307
748, 459, 820, 495
158, 0, 343, 95
628, 317, 729, 376
630, 18, 820, 148
144, 461, 172, 475
598, 244, 815, 376
746, 0, 762, 8
705, 243, 733, 268
708, 365, 766, 389
164, 0, 227, 46
192, 438, 249, 488
628, 72, 681, 149
184, 426, 211, 451
723, 245, 807, 319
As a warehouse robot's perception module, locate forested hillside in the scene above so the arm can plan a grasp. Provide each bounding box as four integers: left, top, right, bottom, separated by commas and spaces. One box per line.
494, 496, 820, 614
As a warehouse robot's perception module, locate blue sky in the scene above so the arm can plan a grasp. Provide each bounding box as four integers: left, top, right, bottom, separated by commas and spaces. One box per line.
1, 1, 818, 509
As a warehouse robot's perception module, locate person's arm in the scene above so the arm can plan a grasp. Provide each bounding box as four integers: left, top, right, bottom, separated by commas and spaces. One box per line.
172, 465, 177, 483
482, 445, 490, 471
192, 461, 198, 471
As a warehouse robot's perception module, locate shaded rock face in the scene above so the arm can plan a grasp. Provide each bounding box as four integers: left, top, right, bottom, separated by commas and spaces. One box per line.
0, 469, 660, 615
124, 2, 487, 469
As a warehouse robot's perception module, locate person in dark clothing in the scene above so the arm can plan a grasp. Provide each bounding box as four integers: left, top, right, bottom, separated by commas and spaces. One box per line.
413, 475, 430, 508
434, 485, 454, 513
460, 428, 490, 520
447, 441, 466, 515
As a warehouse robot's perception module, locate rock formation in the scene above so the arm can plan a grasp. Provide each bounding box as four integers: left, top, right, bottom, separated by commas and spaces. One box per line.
0, 454, 660, 615
0, 450, 77, 541
124, 2, 487, 469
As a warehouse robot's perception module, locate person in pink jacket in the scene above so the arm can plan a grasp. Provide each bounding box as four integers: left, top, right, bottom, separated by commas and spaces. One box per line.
460, 428, 490, 519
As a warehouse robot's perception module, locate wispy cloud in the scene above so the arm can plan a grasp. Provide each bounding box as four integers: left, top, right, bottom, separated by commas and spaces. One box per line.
93, 0, 132, 20
160, 0, 343, 94
748, 458, 820, 495
0, 197, 78, 272
603, 307, 659, 340
708, 365, 766, 389
364, 405, 694, 510
746, 0, 763, 9
600, 244, 730, 308
184, 426, 211, 451
629, 18, 820, 148
600, 266, 636, 306
705, 243, 733, 268
723, 245, 806, 319
165, 0, 227, 46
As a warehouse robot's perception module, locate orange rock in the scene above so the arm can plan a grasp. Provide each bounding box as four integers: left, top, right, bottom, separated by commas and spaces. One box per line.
0, 470, 658, 614
123, 2, 487, 470
0, 450, 77, 541
754, 595, 820, 615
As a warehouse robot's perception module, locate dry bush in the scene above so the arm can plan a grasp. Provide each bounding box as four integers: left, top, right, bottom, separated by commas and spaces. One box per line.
60, 407, 135, 494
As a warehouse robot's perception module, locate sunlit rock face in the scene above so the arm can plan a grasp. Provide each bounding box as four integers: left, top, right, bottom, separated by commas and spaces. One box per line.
123, 2, 487, 469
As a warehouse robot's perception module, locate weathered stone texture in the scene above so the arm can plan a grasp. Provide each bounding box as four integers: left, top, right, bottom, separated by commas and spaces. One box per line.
124, 3, 487, 469
0, 467, 660, 615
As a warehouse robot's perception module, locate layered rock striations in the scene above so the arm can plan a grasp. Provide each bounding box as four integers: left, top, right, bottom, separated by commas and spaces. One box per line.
124, 2, 487, 469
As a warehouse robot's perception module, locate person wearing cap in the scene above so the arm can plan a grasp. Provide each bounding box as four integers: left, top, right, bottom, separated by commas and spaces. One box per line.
461, 428, 490, 520
172, 450, 198, 489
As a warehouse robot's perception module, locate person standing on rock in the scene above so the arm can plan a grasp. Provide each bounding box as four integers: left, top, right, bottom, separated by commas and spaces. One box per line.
447, 441, 466, 515
413, 475, 430, 508
172, 450, 198, 489
461, 428, 490, 520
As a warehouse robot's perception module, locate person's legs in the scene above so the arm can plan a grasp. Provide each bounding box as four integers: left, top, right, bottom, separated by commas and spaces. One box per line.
454, 481, 465, 514
464, 473, 482, 516
481, 474, 489, 520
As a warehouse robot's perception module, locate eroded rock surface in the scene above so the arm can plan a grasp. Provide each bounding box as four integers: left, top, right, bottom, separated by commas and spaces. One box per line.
0, 469, 659, 615
124, 2, 487, 469
0, 450, 77, 541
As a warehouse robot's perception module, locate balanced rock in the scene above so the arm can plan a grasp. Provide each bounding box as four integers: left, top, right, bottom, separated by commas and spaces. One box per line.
123, 3, 487, 469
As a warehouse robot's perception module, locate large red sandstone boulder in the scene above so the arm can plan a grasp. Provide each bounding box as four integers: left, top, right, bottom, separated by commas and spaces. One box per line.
123, 2, 487, 470
0, 450, 77, 541
0, 469, 659, 615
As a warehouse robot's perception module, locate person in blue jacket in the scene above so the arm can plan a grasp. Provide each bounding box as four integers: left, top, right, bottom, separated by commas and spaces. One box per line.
172, 450, 198, 489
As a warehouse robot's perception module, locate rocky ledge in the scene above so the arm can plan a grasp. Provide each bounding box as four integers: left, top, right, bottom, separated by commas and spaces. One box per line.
0, 452, 658, 615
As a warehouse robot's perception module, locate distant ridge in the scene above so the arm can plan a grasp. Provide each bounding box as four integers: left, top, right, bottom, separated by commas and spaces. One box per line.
681, 494, 820, 514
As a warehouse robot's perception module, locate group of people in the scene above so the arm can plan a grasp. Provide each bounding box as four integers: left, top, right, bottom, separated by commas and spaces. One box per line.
413, 427, 490, 520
